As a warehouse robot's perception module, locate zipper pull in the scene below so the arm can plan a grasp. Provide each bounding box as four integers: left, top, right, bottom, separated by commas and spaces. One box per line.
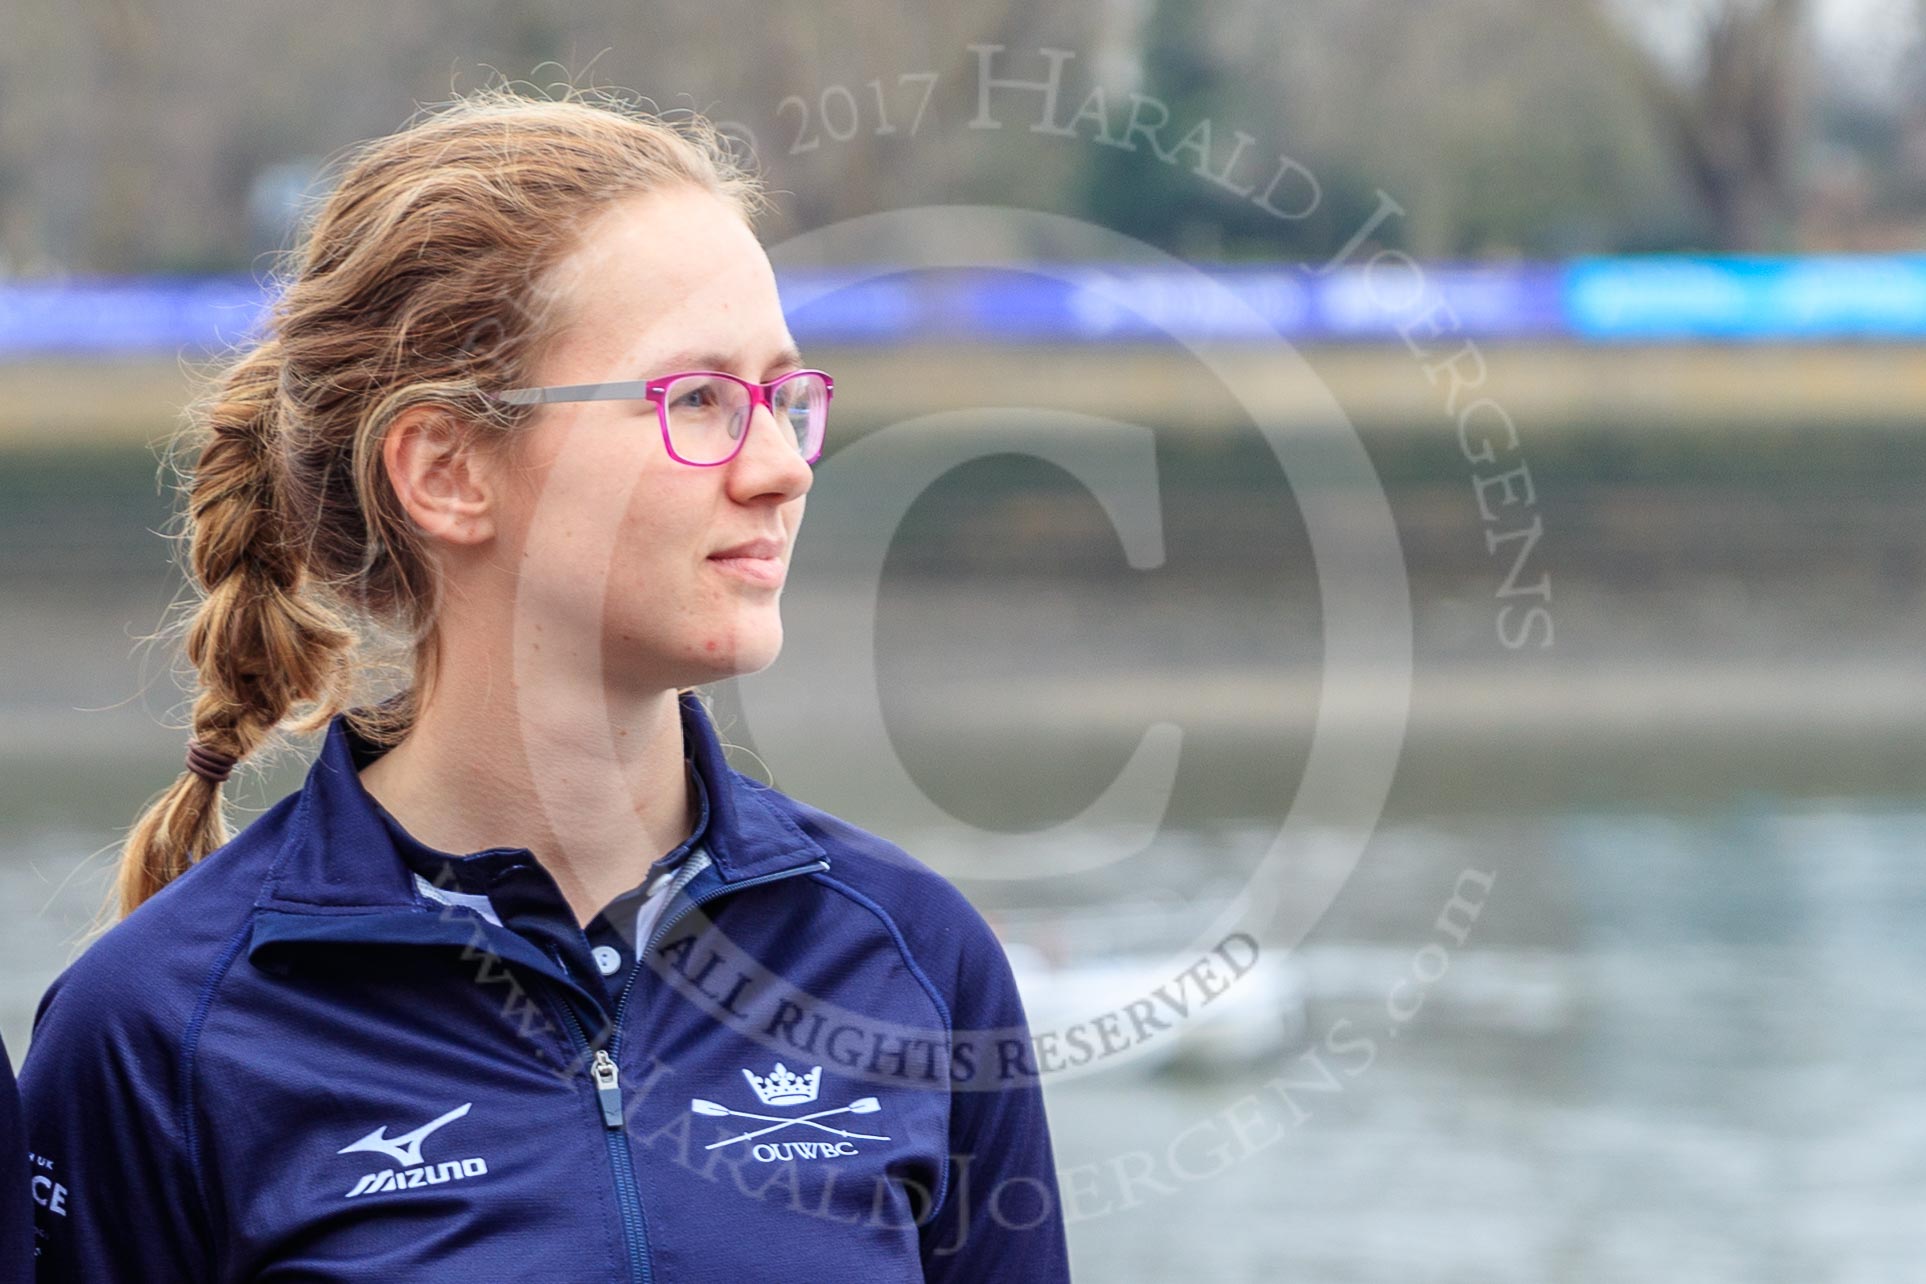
590, 1048, 624, 1129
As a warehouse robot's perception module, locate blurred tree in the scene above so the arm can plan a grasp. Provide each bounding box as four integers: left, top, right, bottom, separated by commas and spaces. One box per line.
1134, 0, 1701, 259
1581, 0, 1811, 251
0, 0, 1916, 271
1070, 0, 1390, 262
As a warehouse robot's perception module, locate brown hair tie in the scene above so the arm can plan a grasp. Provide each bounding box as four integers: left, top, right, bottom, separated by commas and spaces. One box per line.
184, 738, 239, 785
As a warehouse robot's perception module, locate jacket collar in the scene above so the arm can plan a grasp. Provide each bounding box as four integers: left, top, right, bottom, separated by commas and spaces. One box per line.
254, 689, 827, 917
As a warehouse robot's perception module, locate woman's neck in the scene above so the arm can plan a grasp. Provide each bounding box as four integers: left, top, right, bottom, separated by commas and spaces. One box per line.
355, 683, 696, 928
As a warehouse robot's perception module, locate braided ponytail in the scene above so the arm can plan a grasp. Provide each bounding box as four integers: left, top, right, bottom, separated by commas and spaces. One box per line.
115, 340, 357, 917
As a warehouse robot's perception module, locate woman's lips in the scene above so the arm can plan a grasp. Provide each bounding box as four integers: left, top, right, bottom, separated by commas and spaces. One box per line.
708, 553, 785, 587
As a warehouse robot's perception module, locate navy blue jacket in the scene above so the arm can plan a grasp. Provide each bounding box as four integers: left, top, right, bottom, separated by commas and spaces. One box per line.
1, 1035, 29, 1282
19, 693, 1071, 1281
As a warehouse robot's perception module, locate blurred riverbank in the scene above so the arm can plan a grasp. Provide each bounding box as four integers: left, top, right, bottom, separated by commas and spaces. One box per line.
7, 344, 1926, 445
2, 343, 1919, 824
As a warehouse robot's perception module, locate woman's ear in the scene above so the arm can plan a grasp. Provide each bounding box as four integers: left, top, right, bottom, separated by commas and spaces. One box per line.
382, 406, 499, 547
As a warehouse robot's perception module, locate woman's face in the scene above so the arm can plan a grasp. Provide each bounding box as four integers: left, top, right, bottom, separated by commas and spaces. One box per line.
487, 183, 815, 694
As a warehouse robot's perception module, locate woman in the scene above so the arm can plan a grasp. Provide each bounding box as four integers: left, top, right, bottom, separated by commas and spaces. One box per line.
20, 88, 1070, 1282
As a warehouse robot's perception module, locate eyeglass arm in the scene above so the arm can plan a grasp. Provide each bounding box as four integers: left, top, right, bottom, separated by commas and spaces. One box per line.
489, 380, 658, 406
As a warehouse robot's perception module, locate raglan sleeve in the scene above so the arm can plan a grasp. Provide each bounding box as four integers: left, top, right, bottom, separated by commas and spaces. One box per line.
917, 910, 1073, 1283
17, 953, 214, 1282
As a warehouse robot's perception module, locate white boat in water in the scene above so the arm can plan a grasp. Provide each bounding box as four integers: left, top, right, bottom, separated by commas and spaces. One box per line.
991, 907, 1309, 1078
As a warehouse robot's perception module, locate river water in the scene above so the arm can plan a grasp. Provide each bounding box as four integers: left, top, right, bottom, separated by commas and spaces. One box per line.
8, 782, 1923, 1280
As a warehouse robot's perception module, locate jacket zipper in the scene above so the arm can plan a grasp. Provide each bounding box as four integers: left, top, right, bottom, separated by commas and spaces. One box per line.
591, 1048, 624, 1126
559, 856, 830, 1284
559, 1003, 650, 1284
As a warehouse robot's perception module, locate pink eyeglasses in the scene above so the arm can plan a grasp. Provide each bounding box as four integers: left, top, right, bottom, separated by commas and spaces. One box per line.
487, 369, 833, 466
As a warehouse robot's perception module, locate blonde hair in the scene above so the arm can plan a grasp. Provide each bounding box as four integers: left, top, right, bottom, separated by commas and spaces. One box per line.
116, 82, 767, 919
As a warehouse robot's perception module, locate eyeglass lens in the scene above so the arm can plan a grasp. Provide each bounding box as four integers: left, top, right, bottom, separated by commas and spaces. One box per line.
664, 372, 827, 463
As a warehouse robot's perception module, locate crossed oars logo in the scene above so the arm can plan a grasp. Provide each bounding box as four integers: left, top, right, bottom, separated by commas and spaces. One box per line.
691, 1095, 889, 1150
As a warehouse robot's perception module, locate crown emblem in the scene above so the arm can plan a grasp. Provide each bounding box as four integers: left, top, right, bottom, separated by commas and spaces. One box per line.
742, 1062, 821, 1107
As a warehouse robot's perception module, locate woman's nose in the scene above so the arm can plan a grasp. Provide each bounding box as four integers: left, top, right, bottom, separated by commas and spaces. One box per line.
730, 401, 814, 494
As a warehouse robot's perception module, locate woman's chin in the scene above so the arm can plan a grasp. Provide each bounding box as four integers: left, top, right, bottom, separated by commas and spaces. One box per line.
683, 623, 784, 682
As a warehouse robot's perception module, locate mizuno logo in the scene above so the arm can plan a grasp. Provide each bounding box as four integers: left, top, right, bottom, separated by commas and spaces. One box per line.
337, 1102, 489, 1199
339, 1102, 472, 1167
342, 1159, 487, 1199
